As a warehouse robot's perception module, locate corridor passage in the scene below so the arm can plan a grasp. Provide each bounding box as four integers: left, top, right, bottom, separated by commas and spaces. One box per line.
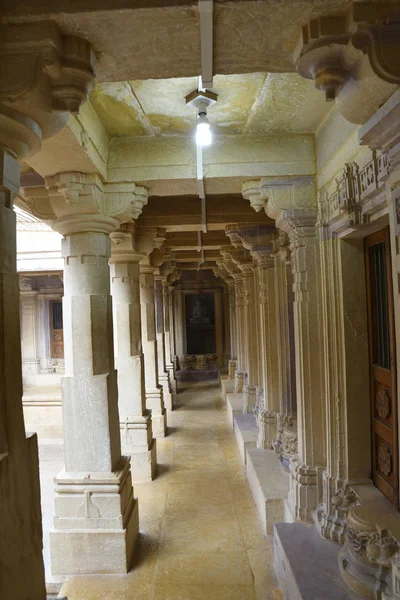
60, 381, 283, 600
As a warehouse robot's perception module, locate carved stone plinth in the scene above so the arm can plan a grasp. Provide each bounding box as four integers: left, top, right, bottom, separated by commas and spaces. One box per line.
289, 458, 321, 522
228, 359, 237, 380
257, 409, 277, 451
234, 370, 244, 394
50, 457, 139, 575
243, 382, 257, 415
120, 414, 157, 482
272, 413, 298, 471
339, 503, 400, 599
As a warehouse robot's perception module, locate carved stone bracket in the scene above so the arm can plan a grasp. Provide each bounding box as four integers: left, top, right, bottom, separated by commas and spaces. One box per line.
295, 4, 400, 124
0, 22, 96, 159
339, 502, 400, 598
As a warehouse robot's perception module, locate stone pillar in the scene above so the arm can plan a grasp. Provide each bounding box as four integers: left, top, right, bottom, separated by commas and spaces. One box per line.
109, 225, 157, 482
238, 262, 259, 413
0, 149, 46, 599
271, 237, 298, 469
214, 288, 224, 367
174, 288, 185, 367
222, 285, 231, 366
20, 281, 40, 378
154, 276, 174, 411
228, 280, 237, 378
233, 274, 245, 393
139, 263, 167, 438
0, 21, 96, 597
220, 248, 244, 392
278, 209, 326, 521
27, 173, 149, 577
253, 250, 281, 449
51, 227, 138, 575
37, 294, 53, 373
162, 281, 177, 393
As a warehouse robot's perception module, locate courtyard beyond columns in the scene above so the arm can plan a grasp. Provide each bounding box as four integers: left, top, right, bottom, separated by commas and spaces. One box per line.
40, 381, 283, 600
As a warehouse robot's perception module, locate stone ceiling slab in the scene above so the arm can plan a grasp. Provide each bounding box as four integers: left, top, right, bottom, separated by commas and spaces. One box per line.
2, 0, 363, 81
90, 73, 329, 138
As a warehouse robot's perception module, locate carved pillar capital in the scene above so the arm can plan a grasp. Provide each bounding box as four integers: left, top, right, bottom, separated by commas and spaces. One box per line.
23, 176, 148, 236
0, 22, 96, 159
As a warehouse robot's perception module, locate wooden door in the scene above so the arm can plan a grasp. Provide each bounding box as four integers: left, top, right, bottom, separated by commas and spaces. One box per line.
50, 300, 64, 359
365, 227, 398, 508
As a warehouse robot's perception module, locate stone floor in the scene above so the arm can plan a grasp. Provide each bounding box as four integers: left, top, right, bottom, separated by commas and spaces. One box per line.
42, 380, 282, 599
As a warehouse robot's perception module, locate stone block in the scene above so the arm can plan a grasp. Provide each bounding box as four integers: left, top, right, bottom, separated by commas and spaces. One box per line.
233, 413, 258, 465
152, 410, 167, 438
50, 458, 139, 576
247, 448, 290, 534
274, 522, 359, 600
226, 393, 243, 428
221, 377, 234, 398
130, 438, 157, 482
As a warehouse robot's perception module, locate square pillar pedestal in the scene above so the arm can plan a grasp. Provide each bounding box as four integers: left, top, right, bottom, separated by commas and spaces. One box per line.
50, 457, 139, 575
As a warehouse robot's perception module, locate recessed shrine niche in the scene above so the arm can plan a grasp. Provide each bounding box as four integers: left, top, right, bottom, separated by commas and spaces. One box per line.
185, 292, 216, 354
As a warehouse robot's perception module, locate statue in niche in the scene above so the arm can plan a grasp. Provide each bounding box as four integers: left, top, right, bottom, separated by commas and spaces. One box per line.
190, 298, 210, 323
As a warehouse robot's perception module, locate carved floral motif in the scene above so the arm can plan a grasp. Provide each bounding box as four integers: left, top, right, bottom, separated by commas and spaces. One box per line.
347, 526, 399, 566
377, 443, 392, 477
332, 487, 360, 511
376, 387, 391, 421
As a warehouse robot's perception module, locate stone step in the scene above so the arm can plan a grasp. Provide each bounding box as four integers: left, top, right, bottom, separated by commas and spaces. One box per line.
274, 522, 359, 600
221, 377, 234, 398
226, 393, 243, 428
247, 448, 291, 534
233, 413, 258, 464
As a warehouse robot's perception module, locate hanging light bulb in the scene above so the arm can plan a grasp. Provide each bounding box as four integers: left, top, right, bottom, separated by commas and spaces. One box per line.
196, 111, 212, 147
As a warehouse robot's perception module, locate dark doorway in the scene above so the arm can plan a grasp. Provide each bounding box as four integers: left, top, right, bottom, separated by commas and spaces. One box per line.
185, 293, 216, 354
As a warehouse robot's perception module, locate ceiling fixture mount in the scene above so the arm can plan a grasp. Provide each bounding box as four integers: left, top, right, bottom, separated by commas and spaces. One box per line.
185, 89, 218, 147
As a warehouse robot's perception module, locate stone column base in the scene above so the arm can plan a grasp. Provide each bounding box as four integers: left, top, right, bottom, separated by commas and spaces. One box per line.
257, 409, 277, 450
145, 386, 167, 437
288, 458, 321, 522
159, 373, 173, 411
120, 413, 157, 482
50, 457, 139, 576
228, 359, 237, 380
129, 440, 157, 482
243, 385, 257, 414
166, 365, 177, 395
234, 371, 244, 393
150, 409, 167, 438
